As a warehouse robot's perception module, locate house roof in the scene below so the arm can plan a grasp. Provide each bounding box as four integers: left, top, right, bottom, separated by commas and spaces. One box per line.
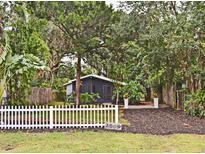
64, 74, 127, 86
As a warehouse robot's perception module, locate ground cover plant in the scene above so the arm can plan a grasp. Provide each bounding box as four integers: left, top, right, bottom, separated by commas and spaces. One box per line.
67, 93, 100, 104
184, 89, 205, 118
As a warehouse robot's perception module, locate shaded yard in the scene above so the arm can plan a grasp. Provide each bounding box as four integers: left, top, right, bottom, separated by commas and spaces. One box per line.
0, 131, 205, 152
123, 107, 205, 135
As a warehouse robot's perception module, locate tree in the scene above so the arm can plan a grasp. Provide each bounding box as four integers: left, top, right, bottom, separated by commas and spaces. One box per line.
0, 2, 49, 105
119, 1, 205, 107
29, 1, 115, 105
33, 22, 75, 88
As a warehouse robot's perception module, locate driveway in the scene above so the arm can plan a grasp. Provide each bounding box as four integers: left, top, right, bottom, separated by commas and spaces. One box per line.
122, 107, 205, 135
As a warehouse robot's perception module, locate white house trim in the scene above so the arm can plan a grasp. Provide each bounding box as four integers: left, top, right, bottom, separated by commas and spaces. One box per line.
64, 74, 127, 86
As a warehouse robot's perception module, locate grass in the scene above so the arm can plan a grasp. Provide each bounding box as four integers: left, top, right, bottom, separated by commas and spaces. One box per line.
0, 131, 205, 152
48, 101, 66, 106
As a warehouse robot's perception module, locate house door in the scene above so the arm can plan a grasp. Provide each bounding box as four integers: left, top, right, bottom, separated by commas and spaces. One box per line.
103, 85, 112, 100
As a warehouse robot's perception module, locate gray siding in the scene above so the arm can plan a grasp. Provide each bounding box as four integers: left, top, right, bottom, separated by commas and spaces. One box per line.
92, 78, 113, 99
70, 76, 115, 101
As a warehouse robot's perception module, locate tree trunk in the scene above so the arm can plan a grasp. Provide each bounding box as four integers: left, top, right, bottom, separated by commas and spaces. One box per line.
50, 71, 54, 86
157, 86, 163, 104
187, 75, 195, 93
145, 87, 151, 101
162, 82, 176, 108
9, 78, 13, 105
75, 55, 81, 105
115, 88, 119, 105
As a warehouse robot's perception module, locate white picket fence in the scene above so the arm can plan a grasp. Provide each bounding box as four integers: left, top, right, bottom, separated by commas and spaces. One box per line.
0, 105, 118, 129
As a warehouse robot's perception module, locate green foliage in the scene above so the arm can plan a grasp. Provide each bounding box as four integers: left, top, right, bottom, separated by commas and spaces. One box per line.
80, 93, 100, 104
113, 81, 145, 103
0, 76, 6, 102
67, 92, 100, 104
184, 89, 205, 118
30, 1, 115, 58
28, 1, 117, 104
0, 33, 11, 102
2, 1, 205, 107
0, 2, 50, 105
114, 2, 205, 103
52, 78, 68, 101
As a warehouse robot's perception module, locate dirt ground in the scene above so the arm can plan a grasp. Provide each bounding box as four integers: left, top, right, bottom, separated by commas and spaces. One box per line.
122, 107, 205, 135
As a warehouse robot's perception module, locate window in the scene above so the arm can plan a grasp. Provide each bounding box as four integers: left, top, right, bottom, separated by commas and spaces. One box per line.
103, 85, 112, 99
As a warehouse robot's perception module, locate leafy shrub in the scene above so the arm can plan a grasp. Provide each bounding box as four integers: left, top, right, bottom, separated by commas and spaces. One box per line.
184, 89, 205, 118
113, 81, 145, 103
52, 78, 68, 101
67, 92, 100, 104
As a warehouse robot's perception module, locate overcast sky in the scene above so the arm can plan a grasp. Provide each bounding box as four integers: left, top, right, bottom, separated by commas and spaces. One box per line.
105, 1, 120, 10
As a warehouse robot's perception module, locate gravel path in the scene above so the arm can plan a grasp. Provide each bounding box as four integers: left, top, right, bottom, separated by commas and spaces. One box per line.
122, 107, 205, 135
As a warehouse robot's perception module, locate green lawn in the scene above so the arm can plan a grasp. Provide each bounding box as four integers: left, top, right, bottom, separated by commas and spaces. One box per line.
0, 131, 205, 153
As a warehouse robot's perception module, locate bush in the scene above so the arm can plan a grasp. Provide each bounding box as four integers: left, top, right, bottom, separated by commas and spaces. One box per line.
67, 92, 100, 104
113, 81, 146, 103
52, 78, 68, 102
184, 89, 205, 118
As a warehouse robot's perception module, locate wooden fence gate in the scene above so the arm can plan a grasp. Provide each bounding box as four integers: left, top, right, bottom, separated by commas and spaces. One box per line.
0, 105, 118, 129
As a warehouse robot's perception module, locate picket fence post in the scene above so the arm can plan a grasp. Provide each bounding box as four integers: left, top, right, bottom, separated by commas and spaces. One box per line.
49, 106, 53, 129
115, 105, 118, 124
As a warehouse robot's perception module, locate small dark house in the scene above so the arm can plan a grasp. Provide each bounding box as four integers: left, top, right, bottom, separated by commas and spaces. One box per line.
64, 74, 126, 103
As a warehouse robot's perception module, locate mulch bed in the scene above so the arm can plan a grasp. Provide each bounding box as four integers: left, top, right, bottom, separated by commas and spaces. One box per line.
122, 107, 205, 135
